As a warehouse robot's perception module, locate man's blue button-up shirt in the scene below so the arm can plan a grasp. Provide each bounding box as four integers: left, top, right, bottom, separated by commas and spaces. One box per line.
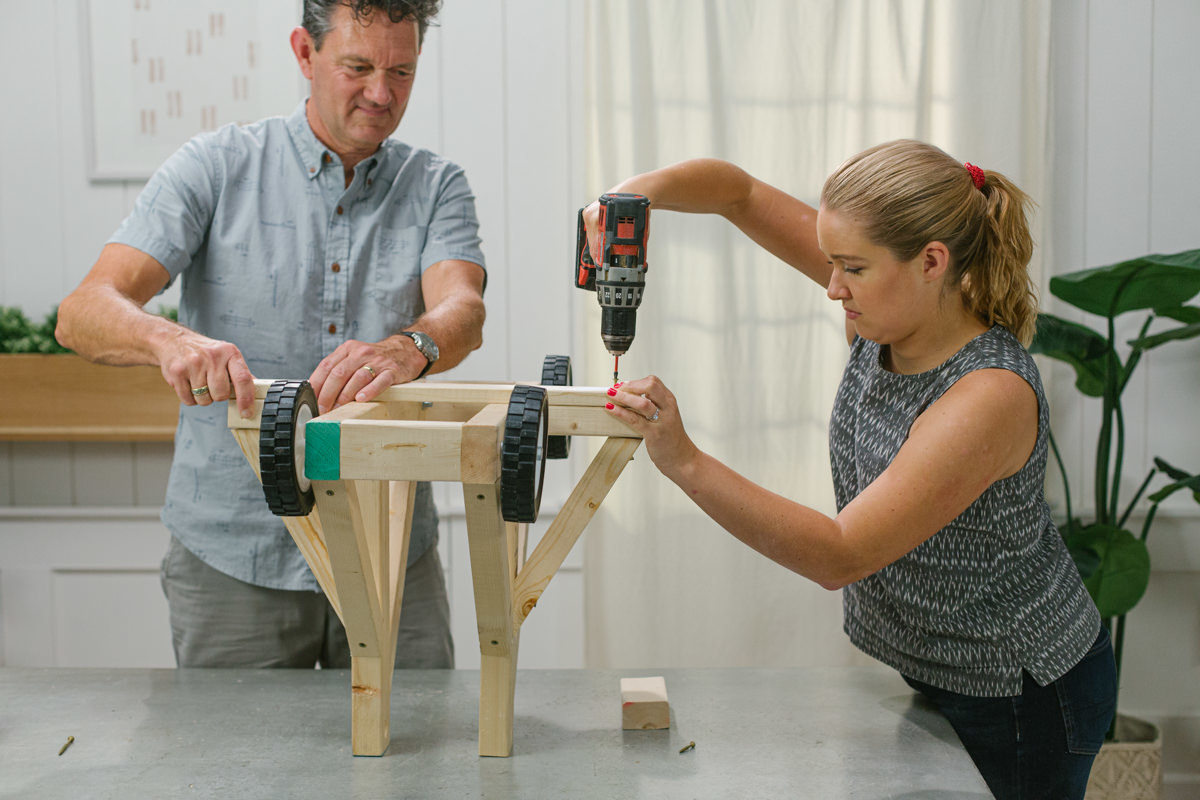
111, 100, 486, 591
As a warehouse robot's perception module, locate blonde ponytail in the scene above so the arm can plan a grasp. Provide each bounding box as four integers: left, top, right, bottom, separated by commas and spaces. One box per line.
821, 140, 1039, 345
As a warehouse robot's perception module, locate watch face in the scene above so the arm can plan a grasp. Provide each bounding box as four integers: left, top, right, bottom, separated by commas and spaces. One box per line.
410, 331, 438, 361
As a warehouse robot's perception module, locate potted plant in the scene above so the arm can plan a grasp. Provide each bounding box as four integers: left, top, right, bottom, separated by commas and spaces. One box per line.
1030, 248, 1200, 800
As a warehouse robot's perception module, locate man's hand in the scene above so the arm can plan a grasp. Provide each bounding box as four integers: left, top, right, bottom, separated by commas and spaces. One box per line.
155, 330, 257, 418
308, 335, 425, 414
308, 259, 485, 415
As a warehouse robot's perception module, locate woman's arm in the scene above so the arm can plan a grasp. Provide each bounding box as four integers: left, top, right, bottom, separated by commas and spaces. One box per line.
607, 368, 1038, 589
588, 158, 832, 289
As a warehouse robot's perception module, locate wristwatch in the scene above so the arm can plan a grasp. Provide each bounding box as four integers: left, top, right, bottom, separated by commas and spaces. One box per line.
400, 331, 439, 379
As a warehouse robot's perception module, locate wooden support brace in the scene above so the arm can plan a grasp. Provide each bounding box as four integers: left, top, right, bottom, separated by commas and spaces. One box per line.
230, 428, 340, 617
513, 437, 641, 626
387, 481, 416, 623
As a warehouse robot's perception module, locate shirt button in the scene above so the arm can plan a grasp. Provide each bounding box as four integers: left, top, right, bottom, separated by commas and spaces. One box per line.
323, 153, 332, 164
309, 166, 315, 174
336, 206, 344, 215
331, 263, 340, 272
328, 324, 337, 334
367, 179, 373, 186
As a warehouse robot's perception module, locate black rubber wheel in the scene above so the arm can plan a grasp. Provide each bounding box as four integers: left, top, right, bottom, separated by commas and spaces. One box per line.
500, 385, 549, 523
259, 379, 317, 516
540, 354, 572, 460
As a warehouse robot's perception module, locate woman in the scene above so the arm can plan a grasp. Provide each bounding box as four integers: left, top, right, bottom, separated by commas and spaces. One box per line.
595, 140, 1116, 798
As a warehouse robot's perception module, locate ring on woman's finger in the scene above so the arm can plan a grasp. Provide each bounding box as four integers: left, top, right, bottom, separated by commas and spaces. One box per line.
191, 385, 211, 397
361, 365, 376, 377
649, 408, 660, 422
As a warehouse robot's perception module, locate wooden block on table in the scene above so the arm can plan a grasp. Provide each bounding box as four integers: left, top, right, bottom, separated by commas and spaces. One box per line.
621, 676, 670, 730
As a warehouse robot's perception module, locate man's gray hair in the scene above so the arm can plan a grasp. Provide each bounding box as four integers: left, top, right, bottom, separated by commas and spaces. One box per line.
302, 0, 442, 49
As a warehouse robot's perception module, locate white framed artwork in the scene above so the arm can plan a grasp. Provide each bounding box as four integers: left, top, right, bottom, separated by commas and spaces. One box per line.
81, 0, 303, 181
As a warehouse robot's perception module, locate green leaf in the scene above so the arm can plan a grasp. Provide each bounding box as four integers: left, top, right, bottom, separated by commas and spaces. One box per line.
1148, 458, 1200, 505
1049, 249, 1200, 318
1129, 320, 1200, 351
1155, 305, 1200, 325
1066, 523, 1151, 617
1068, 544, 1102, 579
1153, 457, 1192, 482
1030, 313, 1113, 397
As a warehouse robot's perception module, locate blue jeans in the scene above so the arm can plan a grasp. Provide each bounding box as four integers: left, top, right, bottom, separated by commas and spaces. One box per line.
903, 626, 1116, 800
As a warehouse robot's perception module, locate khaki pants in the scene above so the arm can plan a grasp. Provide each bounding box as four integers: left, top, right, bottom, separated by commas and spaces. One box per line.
160, 536, 453, 669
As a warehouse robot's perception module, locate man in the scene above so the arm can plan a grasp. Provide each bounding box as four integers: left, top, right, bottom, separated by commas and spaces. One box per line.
56, 0, 485, 669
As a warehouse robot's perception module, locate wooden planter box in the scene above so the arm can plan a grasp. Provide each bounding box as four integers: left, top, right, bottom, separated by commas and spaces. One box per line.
0, 354, 179, 441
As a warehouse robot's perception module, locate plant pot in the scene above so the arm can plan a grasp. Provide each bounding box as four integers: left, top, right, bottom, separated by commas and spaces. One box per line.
0, 353, 179, 441
1086, 714, 1162, 800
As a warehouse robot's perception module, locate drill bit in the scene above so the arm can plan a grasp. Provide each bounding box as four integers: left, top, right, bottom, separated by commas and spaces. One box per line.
613, 355, 620, 385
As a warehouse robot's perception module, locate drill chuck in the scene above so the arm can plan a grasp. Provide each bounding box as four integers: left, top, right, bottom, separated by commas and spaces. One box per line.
600, 307, 637, 357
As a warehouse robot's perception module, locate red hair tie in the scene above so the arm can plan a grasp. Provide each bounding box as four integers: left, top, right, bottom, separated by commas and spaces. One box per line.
964, 162, 986, 190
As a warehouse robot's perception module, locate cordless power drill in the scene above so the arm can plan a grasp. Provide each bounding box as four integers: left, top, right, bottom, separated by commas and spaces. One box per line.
574, 192, 651, 383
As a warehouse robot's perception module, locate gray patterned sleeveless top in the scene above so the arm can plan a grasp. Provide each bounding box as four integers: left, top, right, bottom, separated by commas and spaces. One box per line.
831, 326, 1100, 696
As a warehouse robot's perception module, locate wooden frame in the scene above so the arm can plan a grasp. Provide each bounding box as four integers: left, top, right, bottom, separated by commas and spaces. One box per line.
228, 379, 641, 757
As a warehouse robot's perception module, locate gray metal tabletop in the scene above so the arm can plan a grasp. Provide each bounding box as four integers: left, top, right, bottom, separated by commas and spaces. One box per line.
2, 665, 989, 799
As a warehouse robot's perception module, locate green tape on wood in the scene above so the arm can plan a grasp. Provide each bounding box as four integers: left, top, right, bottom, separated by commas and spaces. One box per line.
305, 420, 341, 480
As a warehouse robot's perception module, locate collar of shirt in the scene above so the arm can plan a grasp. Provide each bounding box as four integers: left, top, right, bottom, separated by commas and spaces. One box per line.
285, 99, 381, 183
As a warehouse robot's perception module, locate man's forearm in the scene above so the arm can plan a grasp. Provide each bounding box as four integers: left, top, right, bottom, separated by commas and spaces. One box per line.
400, 289, 486, 375
57, 284, 182, 367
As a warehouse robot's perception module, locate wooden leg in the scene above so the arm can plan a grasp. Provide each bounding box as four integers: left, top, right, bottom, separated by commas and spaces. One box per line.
463, 482, 519, 757
350, 654, 392, 755
313, 478, 395, 756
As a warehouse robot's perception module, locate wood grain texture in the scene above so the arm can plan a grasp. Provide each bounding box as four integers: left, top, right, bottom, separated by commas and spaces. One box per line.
0, 355, 178, 441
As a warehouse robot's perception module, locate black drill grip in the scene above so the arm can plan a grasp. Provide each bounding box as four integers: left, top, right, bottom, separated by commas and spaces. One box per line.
575, 207, 596, 291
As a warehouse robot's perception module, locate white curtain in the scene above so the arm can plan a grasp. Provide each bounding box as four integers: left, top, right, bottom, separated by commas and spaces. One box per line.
581, 0, 1051, 668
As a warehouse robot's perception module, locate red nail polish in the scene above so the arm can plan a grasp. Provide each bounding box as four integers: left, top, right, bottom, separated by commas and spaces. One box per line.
606, 387, 617, 396
605, 402, 614, 410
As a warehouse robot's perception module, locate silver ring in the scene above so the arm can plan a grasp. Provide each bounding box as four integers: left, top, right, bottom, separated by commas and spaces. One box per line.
191, 385, 210, 397
361, 365, 376, 377
649, 409, 660, 422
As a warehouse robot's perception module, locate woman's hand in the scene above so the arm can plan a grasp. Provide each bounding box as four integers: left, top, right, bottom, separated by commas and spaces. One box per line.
604, 375, 699, 480
580, 198, 606, 265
